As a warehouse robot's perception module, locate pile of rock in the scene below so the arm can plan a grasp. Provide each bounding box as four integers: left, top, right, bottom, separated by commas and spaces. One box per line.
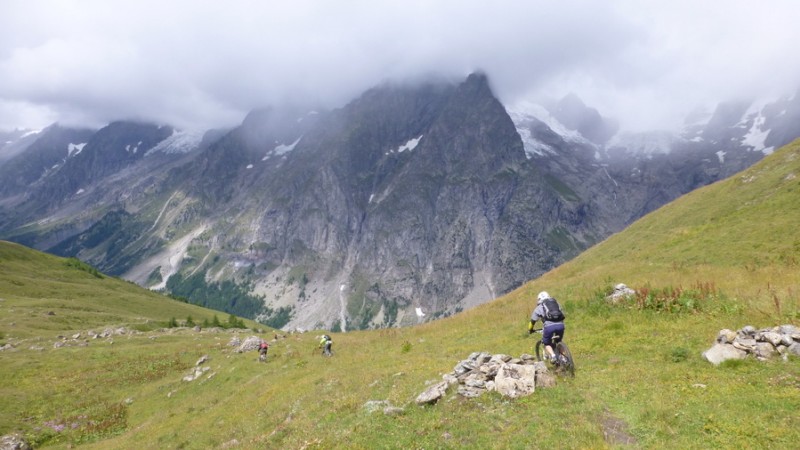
702, 325, 800, 365
229, 335, 264, 353
606, 283, 636, 303
415, 351, 556, 405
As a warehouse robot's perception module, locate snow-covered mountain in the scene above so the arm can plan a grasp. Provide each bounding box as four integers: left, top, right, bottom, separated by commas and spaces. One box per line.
2, 74, 799, 331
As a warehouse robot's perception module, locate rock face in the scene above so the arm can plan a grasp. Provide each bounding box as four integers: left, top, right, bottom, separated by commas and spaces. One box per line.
416, 351, 555, 405
703, 325, 800, 365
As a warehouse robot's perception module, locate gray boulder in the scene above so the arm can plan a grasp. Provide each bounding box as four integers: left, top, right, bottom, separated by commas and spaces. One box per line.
416, 381, 449, 405
236, 336, 262, 353
702, 343, 747, 366
607, 283, 636, 303
754, 342, 776, 360
494, 363, 537, 398
0, 433, 31, 450
716, 329, 737, 344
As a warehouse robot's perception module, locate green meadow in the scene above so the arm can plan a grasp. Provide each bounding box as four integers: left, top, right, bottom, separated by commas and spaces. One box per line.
2, 140, 799, 449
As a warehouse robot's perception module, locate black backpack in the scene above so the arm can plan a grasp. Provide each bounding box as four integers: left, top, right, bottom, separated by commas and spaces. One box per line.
542, 298, 565, 322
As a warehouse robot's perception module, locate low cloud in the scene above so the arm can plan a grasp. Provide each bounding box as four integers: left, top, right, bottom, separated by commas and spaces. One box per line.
1, 0, 799, 132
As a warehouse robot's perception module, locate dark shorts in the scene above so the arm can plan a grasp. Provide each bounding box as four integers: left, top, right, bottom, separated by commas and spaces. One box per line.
542, 322, 565, 345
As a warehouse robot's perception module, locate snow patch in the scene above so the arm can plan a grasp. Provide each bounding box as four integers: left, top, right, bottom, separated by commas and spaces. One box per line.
21, 129, 42, 138
75, 188, 84, 195
67, 142, 86, 157
505, 100, 593, 159
740, 113, 774, 154
263, 136, 301, 160
415, 307, 425, 317
246, 164, 253, 169
146, 129, 204, 156
396, 135, 423, 153
716, 150, 726, 163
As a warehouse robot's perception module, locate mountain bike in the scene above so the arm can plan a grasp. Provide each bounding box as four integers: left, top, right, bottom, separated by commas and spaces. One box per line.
532, 328, 575, 377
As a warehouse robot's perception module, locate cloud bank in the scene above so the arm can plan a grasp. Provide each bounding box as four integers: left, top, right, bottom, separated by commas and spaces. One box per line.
1, 0, 799, 132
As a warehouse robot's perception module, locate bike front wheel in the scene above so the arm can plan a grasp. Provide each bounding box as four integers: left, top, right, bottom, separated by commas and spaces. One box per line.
534, 340, 545, 362
555, 342, 575, 377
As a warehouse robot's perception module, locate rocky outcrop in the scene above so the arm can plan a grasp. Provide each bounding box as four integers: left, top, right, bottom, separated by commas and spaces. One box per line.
233, 336, 264, 353
703, 325, 800, 365
606, 283, 636, 303
416, 351, 556, 405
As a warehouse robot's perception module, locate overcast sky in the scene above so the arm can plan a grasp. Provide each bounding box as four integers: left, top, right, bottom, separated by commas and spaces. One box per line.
2, 0, 799, 133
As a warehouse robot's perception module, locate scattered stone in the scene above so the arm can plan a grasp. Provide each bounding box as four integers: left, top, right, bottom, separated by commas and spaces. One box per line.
220, 438, 240, 449
183, 366, 210, 382
415, 381, 449, 405
457, 385, 484, 398
416, 351, 556, 405
383, 406, 405, 416
363, 400, 390, 413
196, 355, 209, 366
0, 432, 32, 450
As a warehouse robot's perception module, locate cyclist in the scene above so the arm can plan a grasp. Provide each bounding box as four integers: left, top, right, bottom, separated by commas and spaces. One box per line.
528, 291, 565, 363
319, 334, 333, 356
258, 340, 269, 360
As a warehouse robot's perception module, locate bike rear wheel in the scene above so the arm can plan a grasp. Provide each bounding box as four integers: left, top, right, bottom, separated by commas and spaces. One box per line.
555, 342, 575, 377
534, 340, 544, 362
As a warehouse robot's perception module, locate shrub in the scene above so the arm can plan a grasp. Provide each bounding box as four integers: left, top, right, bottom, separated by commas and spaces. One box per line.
628, 282, 720, 313
401, 340, 412, 353
64, 257, 103, 278
669, 347, 690, 362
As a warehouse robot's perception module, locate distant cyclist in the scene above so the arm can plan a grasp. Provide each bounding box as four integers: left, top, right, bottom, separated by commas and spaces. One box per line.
258, 340, 269, 361
528, 291, 566, 362
319, 334, 333, 357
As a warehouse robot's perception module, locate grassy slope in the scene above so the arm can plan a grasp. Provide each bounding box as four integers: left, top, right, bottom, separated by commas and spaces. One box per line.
1, 141, 800, 449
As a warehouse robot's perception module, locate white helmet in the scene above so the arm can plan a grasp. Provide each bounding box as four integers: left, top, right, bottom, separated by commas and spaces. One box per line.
537, 291, 550, 304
